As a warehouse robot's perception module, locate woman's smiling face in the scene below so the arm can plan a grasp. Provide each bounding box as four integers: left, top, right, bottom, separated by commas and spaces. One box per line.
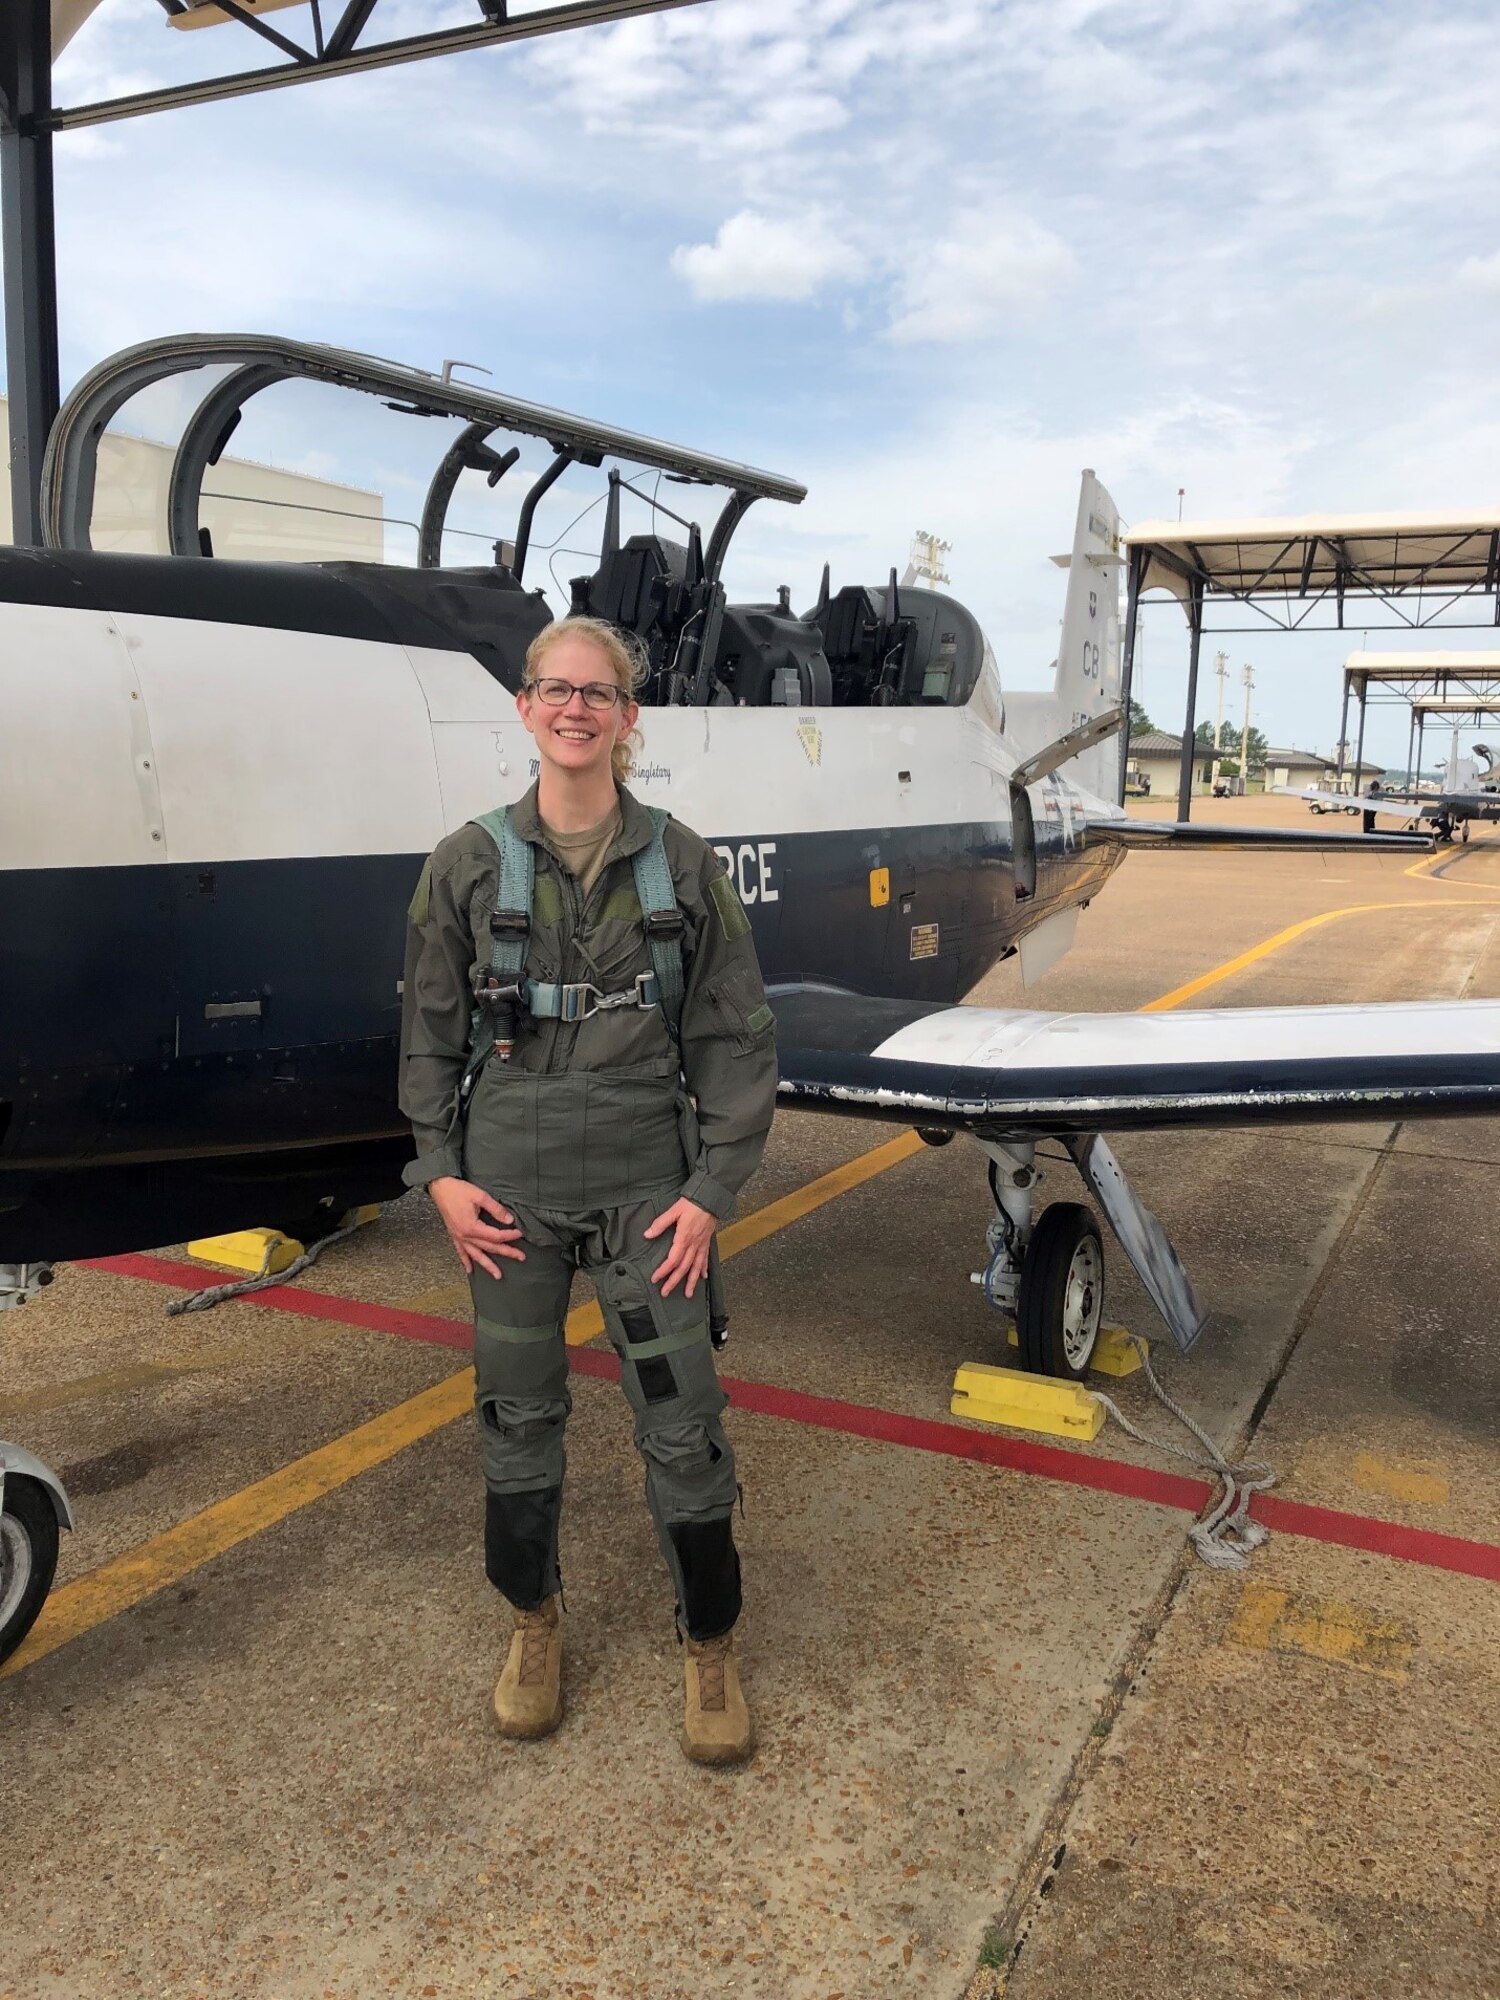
516, 633, 638, 781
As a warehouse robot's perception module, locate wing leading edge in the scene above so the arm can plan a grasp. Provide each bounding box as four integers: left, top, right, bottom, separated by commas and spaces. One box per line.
771, 988, 1500, 1136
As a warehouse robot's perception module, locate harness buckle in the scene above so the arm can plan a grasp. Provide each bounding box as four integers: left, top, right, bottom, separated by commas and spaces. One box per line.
554, 973, 661, 1022
489, 908, 530, 939
643, 908, 686, 942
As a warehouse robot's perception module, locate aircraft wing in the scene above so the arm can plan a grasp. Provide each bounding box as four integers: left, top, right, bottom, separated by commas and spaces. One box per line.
772, 988, 1500, 1136
1094, 817, 1428, 851
1275, 784, 1426, 821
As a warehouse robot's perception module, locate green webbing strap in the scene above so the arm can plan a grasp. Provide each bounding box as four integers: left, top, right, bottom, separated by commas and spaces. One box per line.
461, 805, 534, 1097
474, 805, 534, 980
631, 806, 686, 1036
461, 803, 684, 1094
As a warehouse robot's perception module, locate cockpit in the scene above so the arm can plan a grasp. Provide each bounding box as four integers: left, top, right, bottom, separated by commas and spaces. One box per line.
38, 332, 989, 712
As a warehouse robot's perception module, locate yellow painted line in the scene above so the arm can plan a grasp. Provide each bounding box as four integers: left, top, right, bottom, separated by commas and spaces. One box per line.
5, 1139, 926, 1675
1351, 1450, 1450, 1507
4, 1372, 474, 1677
1143, 897, 1500, 1012
1226, 1580, 1415, 1683
9, 886, 1485, 1676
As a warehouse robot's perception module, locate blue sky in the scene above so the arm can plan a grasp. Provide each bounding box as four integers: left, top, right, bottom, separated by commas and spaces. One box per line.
30, 0, 1500, 768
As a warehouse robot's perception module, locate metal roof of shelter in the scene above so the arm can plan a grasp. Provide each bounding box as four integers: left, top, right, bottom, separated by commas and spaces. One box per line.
1119, 505, 1500, 820
1411, 695, 1500, 714
1124, 512, 1500, 633
1344, 650, 1500, 685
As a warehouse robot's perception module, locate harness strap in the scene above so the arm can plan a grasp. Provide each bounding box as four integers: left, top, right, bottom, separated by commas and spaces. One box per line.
462, 802, 687, 1096
632, 806, 686, 1036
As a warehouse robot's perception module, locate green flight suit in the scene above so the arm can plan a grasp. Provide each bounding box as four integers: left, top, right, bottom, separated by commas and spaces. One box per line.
399, 782, 777, 1638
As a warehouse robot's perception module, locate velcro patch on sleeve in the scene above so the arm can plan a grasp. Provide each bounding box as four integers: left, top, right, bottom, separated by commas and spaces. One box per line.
407, 860, 433, 926
707, 869, 752, 943
746, 1001, 774, 1034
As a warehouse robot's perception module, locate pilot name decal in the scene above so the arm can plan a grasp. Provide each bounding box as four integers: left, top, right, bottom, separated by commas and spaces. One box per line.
713, 841, 780, 905
910, 922, 940, 961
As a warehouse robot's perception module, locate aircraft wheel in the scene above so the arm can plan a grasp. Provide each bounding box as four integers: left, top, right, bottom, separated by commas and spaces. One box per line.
0, 1475, 59, 1667
1461, 821, 1471, 843
1016, 1202, 1104, 1381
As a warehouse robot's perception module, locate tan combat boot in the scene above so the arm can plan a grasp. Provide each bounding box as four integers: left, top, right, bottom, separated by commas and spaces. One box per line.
493, 1597, 563, 1739
681, 1631, 753, 1766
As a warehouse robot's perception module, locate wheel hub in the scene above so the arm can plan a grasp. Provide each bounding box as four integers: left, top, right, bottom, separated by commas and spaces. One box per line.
1061, 1239, 1104, 1371
0, 1511, 33, 1631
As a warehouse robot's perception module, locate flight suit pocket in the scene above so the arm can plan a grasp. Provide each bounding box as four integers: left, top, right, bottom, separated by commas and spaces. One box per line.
707, 962, 775, 1055
597, 1240, 709, 1409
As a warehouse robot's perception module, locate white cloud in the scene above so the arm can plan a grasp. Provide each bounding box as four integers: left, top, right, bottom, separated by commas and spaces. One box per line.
671, 211, 860, 303
1458, 250, 1500, 293
886, 210, 1076, 344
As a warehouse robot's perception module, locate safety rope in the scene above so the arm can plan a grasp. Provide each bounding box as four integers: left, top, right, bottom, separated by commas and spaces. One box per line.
165, 1215, 371, 1316
1089, 1335, 1276, 1569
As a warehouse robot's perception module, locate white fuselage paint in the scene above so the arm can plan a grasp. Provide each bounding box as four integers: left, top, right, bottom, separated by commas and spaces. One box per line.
0, 608, 1124, 875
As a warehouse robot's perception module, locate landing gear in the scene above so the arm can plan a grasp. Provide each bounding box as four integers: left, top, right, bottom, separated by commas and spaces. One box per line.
0, 1464, 60, 1667
1017, 1203, 1103, 1380
972, 1143, 1104, 1380
1461, 820, 1471, 843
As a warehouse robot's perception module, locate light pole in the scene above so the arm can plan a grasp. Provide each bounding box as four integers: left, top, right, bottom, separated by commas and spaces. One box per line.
1239, 662, 1255, 793
1211, 650, 1229, 791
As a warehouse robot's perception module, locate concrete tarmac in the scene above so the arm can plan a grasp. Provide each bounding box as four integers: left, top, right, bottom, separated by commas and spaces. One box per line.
2, 803, 1497, 2000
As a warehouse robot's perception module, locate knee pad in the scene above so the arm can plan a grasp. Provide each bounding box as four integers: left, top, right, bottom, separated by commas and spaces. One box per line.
475, 1390, 570, 1494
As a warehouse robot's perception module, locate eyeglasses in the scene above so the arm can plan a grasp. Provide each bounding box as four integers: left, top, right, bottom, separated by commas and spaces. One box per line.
529, 677, 629, 711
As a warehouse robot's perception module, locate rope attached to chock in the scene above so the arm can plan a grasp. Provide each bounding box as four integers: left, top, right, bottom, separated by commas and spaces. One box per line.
166, 1216, 371, 1317
1089, 1335, 1276, 1569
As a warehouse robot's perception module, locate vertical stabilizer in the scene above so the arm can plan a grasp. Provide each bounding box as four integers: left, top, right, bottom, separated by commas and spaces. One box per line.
1051, 471, 1125, 800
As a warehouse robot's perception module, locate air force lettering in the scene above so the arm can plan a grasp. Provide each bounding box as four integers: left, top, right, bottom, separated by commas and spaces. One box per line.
713, 840, 780, 906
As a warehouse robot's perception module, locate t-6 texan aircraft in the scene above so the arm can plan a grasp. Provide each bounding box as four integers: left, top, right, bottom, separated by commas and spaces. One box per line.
1293, 741, 1500, 844
3, 334, 1499, 1654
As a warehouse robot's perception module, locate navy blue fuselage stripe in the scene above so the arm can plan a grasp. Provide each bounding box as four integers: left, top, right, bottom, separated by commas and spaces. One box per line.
0, 822, 1115, 1176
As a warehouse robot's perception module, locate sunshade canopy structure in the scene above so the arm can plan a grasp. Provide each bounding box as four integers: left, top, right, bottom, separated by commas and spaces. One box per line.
1335, 652, 1500, 789
1119, 514, 1500, 818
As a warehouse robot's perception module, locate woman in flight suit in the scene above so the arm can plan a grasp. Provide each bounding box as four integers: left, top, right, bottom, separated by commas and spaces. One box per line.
399, 616, 777, 1764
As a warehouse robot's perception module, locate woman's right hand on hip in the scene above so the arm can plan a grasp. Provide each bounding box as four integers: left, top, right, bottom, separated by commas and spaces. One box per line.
429, 1177, 527, 1280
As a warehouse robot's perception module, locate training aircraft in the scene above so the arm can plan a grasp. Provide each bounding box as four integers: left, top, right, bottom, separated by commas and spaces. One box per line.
4, 333, 1500, 1661
1291, 739, 1500, 843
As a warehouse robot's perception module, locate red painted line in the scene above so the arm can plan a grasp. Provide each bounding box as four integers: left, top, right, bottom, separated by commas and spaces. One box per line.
84, 1252, 1500, 1585
84, 1253, 474, 1352
1253, 1493, 1500, 1584
717, 1372, 1214, 1511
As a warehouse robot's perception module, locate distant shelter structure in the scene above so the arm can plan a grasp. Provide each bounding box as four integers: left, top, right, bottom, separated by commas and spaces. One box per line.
1120, 511, 1500, 819
1342, 653, 1500, 793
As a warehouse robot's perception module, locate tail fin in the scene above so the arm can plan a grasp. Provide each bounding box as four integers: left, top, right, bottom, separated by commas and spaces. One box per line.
1050, 470, 1125, 799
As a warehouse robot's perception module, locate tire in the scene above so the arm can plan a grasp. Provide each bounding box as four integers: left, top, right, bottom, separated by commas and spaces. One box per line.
1016, 1202, 1104, 1381
0, 1475, 60, 1667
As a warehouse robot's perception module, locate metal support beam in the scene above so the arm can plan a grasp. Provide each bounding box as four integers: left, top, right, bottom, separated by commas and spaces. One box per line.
1175, 578, 1204, 822
47, 0, 708, 130
1, 0, 60, 547
1335, 669, 1351, 783
1117, 547, 1144, 807
1404, 705, 1417, 793
1352, 677, 1368, 795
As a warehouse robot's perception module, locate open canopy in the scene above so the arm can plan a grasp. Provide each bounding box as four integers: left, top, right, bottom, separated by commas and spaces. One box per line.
41, 331, 805, 576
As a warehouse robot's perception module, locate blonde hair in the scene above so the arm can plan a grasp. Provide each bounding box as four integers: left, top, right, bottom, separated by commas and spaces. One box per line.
523, 616, 647, 786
